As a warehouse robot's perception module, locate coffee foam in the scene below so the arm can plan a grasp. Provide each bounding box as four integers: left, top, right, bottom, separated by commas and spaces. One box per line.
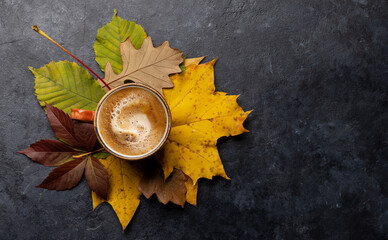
97, 87, 167, 157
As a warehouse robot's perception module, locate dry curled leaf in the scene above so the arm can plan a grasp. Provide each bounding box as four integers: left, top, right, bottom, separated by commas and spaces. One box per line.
101, 36, 183, 95
138, 160, 188, 207
158, 59, 252, 204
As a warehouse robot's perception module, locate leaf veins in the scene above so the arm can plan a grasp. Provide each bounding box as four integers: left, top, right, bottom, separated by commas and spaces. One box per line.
102, 36, 183, 96
36, 157, 87, 190
85, 156, 109, 199
20, 103, 109, 199
18, 139, 79, 166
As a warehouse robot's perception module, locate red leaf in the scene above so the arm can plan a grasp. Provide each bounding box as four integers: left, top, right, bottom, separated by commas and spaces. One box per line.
73, 121, 97, 151
85, 156, 109, 199
138, 161, 188, 207
18, 139, 79, 166
36, 157, 87, 190
46, 103, 77, 146
45, 103, 96, 151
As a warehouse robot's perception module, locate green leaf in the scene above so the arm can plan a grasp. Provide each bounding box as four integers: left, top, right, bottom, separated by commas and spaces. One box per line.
30, 61, 106, 114
179, 54, 187, 72
93, 152, 111, 159
94, 9, 147, 74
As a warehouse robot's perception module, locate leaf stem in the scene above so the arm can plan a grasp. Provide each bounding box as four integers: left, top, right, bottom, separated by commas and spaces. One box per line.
31, 25, 111, 90
73, 148, 105, 159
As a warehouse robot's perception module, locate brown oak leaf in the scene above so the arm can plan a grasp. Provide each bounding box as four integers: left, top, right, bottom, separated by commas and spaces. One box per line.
101, 36, 183, 95
138, 160, 188, 207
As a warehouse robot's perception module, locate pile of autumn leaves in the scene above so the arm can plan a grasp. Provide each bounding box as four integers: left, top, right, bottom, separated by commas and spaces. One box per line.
19, 11, 251, 229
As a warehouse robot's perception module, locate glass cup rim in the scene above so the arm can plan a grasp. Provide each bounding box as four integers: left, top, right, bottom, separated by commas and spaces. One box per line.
94, 83, 171, 160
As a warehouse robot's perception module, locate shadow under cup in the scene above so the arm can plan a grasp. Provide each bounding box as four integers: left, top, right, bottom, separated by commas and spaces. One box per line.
94, 83, 171, 160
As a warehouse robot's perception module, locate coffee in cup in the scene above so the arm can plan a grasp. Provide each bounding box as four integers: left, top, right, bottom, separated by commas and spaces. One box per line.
94, 84, 171, 160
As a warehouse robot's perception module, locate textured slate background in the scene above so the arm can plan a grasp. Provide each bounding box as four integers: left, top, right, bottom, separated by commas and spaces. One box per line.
0, 0, 387, 239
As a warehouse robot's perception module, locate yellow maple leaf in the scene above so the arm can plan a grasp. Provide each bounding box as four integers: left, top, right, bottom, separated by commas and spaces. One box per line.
92, 155, 143, 230
92, 58, 250, 226
158, 59, 252, 205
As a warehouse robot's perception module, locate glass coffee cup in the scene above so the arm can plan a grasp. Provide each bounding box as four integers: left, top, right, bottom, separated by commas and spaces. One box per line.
92, 83, 171, 160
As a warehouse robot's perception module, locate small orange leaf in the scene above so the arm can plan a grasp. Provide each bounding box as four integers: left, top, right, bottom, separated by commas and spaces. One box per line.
70, 109, 95, 122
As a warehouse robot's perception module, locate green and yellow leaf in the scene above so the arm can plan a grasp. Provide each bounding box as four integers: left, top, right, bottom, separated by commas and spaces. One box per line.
94, 9, 147, 74
30, 61, 106, 114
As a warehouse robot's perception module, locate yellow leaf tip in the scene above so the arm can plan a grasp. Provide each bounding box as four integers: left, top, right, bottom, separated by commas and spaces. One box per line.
243, 127, 250, 133
222, 172, 231, 180
187, 202, 197, 207
31, 25, 39, 32
113, 9, 117, 16
246, 109, 254, 115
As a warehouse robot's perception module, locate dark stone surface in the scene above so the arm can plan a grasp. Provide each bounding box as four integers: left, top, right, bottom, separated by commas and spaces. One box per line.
0, 0, 387, 239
